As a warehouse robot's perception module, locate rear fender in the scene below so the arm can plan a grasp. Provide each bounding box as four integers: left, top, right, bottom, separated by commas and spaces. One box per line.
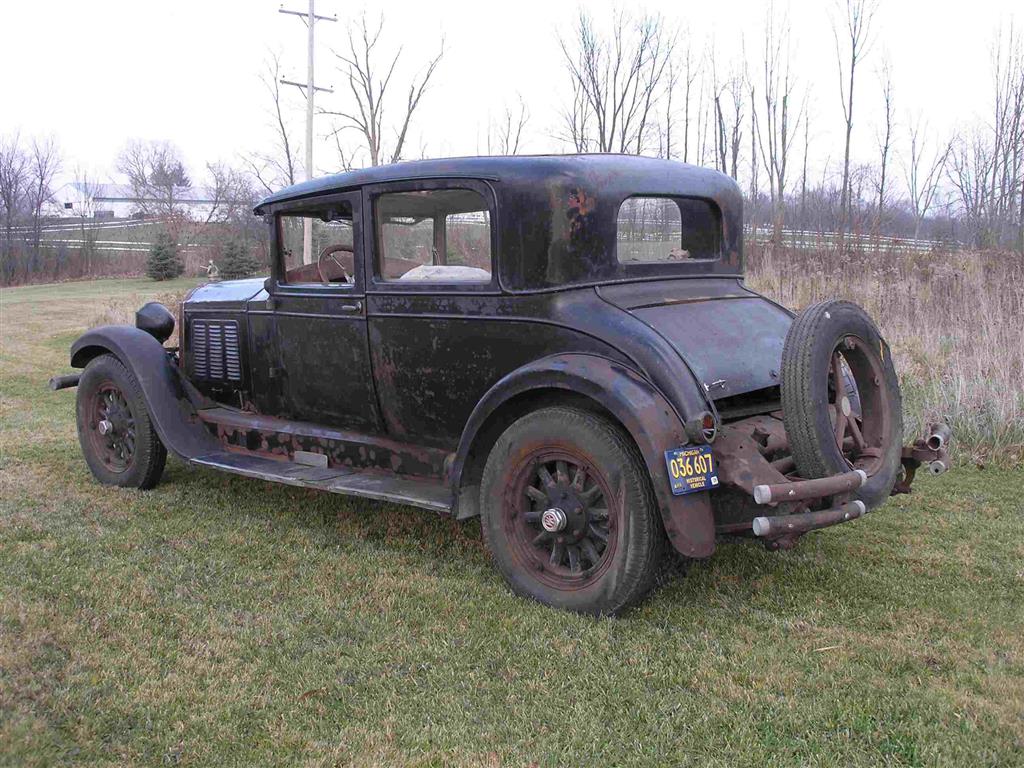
453, 353, 715, 558
70, 325, 218, 459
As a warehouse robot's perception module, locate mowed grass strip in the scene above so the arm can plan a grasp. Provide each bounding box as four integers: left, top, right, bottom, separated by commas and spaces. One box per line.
1, 278, 1022, 767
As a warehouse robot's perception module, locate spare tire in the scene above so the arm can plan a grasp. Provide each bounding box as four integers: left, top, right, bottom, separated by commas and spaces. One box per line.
780, 300, 903, 509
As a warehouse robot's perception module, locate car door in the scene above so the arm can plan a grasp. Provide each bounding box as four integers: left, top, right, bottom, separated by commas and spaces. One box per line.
267, 190, 383, 434
363, 179, 502, 447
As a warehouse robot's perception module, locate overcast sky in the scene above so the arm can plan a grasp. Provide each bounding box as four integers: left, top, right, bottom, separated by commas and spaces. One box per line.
2, 0, 1020, 191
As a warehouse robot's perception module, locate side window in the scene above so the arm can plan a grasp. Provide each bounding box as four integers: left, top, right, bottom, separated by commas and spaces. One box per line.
616, 196, 721, 264
376, 189, 492, 282
279, 201, 356, 285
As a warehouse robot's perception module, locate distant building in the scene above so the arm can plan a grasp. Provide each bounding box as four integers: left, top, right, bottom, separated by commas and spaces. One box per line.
46, 182, 224, 220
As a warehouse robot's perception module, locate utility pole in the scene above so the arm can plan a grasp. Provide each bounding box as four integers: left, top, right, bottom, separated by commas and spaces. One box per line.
279, 1, 335, 264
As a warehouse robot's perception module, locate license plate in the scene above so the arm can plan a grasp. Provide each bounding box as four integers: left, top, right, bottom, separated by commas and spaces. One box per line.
664, 444, 719, 496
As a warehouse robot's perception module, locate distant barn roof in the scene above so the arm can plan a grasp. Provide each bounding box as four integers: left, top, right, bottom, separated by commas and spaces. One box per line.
70, 182, 220, 205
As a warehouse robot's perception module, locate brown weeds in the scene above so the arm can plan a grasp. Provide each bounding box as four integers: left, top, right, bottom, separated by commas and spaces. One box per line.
746, 245, 1024, 466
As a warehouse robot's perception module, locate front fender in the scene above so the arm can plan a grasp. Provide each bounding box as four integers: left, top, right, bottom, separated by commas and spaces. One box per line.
70, 325, 217, 459
452, 353, 715, 558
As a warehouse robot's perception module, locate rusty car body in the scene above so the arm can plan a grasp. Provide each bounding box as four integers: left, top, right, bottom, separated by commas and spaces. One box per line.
52, 155, 950, 614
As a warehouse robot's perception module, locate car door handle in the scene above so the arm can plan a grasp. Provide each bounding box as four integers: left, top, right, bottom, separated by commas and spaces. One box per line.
338, 301, 362, 313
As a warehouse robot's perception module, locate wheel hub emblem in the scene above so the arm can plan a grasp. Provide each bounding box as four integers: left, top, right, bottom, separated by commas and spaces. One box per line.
541, 508, 567, 532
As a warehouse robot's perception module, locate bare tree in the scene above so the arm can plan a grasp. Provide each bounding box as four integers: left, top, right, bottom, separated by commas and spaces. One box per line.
558, 10, 674, 154
874, 58, 894, 233
712, 61, 744, 180
903, 116, 952, 239
116, 140, 191, 217
658, 58, 679, 159
756, 9, 802, 245
682, 46, 699, 162
562, 74, 594, 153
832, 0, 877, 244
244, 51, 300, 195
656, 44, 701, 162
72, 167, 102, 275
748, 77, 759, 231
0, 132, 29, 265
324, 13, 445, 168
27, 136, 61, 267
487, 97, 529, 155
799, 107, 812, 231
201, 162, 252, 226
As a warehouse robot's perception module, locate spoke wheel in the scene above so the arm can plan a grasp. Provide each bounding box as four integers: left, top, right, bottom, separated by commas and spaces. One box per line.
826, 336, 894, 477
86, 382, 137, 473
76, 354, 167, 489
481, 406, 666, 616
504, 449, 618, 589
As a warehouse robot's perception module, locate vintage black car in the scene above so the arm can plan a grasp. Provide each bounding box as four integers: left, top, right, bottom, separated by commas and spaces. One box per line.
52, 155, 950, 615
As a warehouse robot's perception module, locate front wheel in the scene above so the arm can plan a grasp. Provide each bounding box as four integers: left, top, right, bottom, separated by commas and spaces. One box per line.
76, 354, 167, 489
480, 406, 664, 616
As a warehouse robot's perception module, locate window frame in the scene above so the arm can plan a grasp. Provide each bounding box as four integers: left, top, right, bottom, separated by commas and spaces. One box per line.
363, 178, 499, 294
269, 190, 364, 295
614, 194, 723, 269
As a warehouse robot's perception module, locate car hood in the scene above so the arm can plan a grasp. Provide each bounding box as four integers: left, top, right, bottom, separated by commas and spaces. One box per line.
597, 279, 793, 400
184, 278, 267, 307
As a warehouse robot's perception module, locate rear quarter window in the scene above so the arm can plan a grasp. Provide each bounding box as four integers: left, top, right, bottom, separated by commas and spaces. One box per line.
616, 196, 721, 265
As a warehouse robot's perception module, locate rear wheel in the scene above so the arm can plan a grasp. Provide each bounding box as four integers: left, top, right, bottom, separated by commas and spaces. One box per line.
781, 300, 903, 508
480, 406, 664, 615
76, 354, 167, 489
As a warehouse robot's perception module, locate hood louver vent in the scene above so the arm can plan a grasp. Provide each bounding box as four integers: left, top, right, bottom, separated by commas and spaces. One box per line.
191, 319, 242, 382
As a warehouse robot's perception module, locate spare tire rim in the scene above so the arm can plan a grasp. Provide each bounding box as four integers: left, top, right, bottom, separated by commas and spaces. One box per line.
87, 382, 136, 473
828, 335, 894, 477
503, 447, 619, 590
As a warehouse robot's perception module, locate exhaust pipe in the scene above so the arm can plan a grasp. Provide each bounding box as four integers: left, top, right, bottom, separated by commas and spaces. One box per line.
926, 423, 952, 452
48, 373, 81, 391
928, 460, 948, 475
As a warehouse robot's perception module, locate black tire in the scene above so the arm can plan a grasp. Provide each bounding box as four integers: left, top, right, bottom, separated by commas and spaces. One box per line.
781, 300, 903, 509
76, 354, 167, 489
480, 406, 664, 616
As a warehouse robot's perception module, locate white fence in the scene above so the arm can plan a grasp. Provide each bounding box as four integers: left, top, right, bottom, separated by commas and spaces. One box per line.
745, 227, 954, 254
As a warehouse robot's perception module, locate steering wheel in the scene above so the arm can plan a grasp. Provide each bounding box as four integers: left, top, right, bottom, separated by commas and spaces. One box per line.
317, 244, 354, 284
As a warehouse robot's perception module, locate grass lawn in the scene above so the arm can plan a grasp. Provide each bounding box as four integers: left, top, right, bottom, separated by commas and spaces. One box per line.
1, 278, 1022, 767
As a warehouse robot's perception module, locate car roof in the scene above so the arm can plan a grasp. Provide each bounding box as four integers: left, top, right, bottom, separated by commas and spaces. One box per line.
253, 154, 729, 214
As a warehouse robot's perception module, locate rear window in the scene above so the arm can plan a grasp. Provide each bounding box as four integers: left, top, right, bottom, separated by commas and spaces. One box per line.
616, 196, 721, 265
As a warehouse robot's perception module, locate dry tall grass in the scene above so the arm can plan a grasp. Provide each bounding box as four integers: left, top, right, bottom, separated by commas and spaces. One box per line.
746, 245, 1024, 466
90, 289, 190, 348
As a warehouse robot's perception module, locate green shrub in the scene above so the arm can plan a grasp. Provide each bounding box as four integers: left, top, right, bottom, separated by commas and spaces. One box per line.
146, 230, 184, 281
219, 239, 260, 280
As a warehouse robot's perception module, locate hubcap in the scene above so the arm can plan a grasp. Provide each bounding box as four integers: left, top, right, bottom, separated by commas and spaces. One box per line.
541, 507, 567, 532
86, 383, 136, 473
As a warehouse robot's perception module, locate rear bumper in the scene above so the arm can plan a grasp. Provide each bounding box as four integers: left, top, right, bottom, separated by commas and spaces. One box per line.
712, 417, 951, 547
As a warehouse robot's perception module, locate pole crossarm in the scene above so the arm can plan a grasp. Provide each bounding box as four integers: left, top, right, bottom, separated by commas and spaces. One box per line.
278, 8, 337, 23
280, 79, 333, 93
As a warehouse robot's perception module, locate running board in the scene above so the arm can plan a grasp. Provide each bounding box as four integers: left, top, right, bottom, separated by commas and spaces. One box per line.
189, 451, 452, 514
